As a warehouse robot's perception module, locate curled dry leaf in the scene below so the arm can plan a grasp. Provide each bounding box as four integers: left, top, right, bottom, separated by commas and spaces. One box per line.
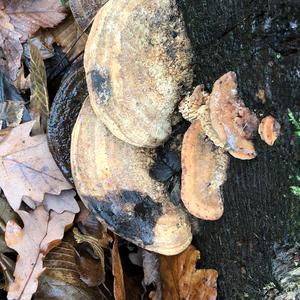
0, 100, 24, 129
50, 14, 87, 62
142, 250, 162, 300
5, 206, 75, 300
258, 116, 280, 146
0, 121, 72, 210
181, 120, 228, 220
75, 250, 105, 287
0, 69, 29, 128
29, 43, 49, 133
73, 227, 105, 286
23, 31, 55, 60
35, 241, 102, 300
159, 245, 218, 300
0, 0, 66, 80
112, 237, 126, 300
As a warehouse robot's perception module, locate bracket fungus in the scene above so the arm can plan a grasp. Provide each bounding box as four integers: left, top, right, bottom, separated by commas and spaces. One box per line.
84, 0, 193, 148
258, 116, 280, 146
71, 98, 192, 255
180, 72, 259, 160
181, 120, 228, 220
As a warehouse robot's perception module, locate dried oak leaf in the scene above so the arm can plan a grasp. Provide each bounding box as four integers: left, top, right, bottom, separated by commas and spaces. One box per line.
43, 190, 80, 214
112, 237, 126, 300
0, 100, 25, 129
0, 194, 18, 253
29, 43, 49, 133
0, 0, 66, 80
5, 205, 75, 300
75, 201, 112, 248
159, 245, 218, 300
73, 227, 106, 286
50, 14, 87, 62
35, 241, 102, 300
0, 121, 72, 210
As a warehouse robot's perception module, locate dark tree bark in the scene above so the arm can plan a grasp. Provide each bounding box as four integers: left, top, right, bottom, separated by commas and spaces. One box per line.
177, 0, 300, 299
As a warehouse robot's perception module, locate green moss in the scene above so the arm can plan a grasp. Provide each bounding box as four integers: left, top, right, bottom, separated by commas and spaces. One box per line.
288, 109, 300, 137
288, 109, 300, 238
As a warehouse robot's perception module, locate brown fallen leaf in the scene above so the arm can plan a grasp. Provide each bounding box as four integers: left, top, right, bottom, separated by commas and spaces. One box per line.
0, 121, 72, 210
76, 248, 105, 287
73, 227, 105, 286
5, 205, 74, 300
159, 245, 218, 300
29, 43, 49, 133
43, 190, 80, 214
76, 201, 112, 247
0, 0, 66, 80
51, 14, 87, 61
142, 250, 162, 300
35, 241, 104, 300
0, 100, 24, 129
0, 127, 11, 143
112, 237, 126, 300
0, 193, 18, 253
23, 31, 55, 60
0, 253, 15, 290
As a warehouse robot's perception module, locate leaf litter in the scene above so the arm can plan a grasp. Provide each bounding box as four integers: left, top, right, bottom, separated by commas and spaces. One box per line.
0, 1, 221, 299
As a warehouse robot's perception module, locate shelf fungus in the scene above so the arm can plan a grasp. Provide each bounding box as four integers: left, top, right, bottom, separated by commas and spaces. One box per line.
258, 116, 280, 146
71, 98, 192, 255
84, 0, 193, 148
179, 72, 259, 160
181, 120, 228, 220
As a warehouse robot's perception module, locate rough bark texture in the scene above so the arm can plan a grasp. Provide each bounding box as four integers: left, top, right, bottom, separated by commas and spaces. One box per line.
178, 0, 300, 299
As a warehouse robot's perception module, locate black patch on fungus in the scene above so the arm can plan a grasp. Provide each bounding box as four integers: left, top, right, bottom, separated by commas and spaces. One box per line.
85, 190, 163, 246
150, 150, 181, 182
88, 67, 112, 105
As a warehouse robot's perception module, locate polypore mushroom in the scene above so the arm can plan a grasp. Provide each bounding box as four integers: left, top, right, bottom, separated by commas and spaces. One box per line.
179, 85, 209, 122
71, 98, 192, 255
179, 72, 259, 160
181, 120, 228, 220
209, 72, 259, 159
258, 116, 280, 145
48, 57, 88, 184
84, 0, 193, 148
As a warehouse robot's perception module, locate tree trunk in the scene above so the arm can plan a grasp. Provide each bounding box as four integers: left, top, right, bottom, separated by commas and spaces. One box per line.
178, 0, 300, 298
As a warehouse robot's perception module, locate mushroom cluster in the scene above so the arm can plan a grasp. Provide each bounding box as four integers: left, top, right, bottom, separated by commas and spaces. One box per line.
60, 0, 281, 255
71, 0, 194, 255
180, 71, 259, 160
179, 72, 280, 221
